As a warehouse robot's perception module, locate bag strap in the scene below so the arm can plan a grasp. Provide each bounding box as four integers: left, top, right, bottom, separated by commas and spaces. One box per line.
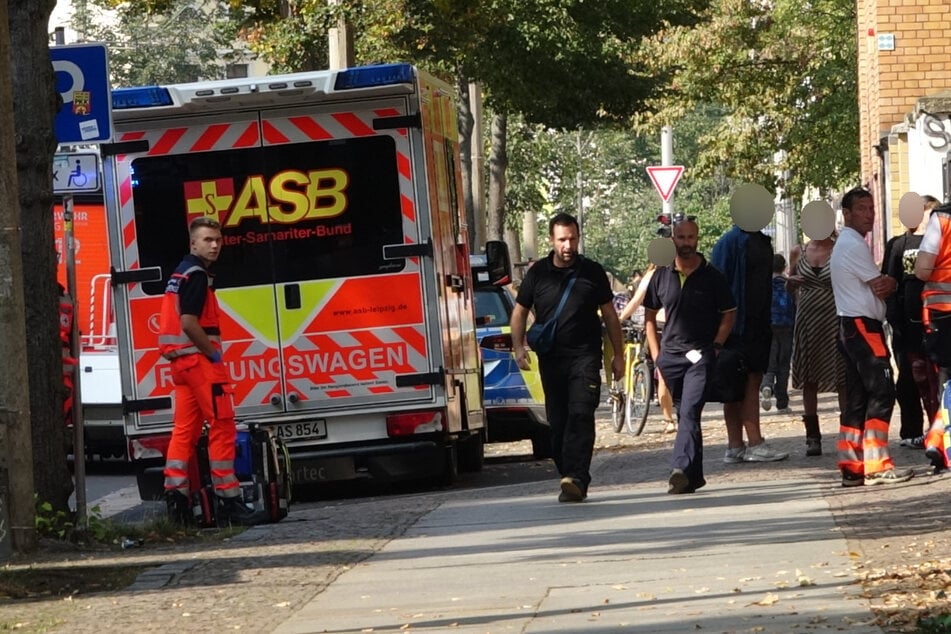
551, 273, 578, 321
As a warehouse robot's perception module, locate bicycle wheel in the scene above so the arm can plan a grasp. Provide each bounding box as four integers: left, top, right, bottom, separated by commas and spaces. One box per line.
624, 362, 653, 435
610, 381, 625, 433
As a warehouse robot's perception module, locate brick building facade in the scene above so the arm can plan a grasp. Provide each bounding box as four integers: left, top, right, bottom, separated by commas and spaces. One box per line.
857, 0, 951, 256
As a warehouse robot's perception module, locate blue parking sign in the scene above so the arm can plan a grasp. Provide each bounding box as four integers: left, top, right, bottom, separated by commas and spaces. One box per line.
51, 43, 112, 144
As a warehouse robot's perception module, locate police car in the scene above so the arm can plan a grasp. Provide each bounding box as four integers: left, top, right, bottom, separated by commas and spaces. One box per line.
471, 255, 551, 458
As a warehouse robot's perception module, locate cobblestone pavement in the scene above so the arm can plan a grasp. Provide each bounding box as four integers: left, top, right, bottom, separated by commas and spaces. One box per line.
0, 388, 945, 633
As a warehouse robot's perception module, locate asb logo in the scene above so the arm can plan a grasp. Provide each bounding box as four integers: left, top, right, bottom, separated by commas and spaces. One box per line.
183, 170, 350, 228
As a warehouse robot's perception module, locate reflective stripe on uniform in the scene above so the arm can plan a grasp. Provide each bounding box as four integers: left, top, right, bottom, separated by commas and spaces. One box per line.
164, 458, 190, 493
862, 418, 895, 474
837, 423, 864, 474
210, 459, 240, 494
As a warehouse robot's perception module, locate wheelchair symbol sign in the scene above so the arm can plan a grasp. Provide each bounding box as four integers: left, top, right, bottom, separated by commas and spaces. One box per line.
51, 43, 112, 144
53, 152, 100, 194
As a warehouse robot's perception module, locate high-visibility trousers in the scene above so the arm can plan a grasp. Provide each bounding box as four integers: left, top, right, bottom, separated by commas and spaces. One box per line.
163, 353, 241, 499
836, 317, 897, 476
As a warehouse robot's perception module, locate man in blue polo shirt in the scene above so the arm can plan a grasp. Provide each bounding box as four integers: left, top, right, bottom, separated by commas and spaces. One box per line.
644, 216, 737, 494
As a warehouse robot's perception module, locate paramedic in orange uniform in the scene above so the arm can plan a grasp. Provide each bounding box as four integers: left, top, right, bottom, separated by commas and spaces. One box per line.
160, 217, 265, 526
915, 201, 951, 469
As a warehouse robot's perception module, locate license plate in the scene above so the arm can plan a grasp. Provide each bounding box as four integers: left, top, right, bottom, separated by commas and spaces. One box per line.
273, 420, 327, 440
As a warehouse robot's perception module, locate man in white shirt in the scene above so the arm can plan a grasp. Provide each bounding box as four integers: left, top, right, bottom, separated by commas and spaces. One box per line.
830, 188, 913, 487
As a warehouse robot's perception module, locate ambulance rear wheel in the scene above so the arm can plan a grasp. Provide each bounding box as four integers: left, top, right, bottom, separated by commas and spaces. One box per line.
442, 443, 458, 485
457, 431, 484, 473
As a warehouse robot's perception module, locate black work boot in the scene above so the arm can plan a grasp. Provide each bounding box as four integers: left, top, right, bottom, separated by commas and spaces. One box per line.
215, 495, 269, 527
164, 490, 192, 526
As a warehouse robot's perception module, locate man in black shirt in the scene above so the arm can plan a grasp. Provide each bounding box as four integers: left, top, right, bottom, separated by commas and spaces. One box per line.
511, 213, 624, 502
882, 194, 940, 447
644, 217, 736, 494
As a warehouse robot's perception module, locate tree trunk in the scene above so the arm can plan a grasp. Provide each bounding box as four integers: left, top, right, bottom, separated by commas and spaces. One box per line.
0, 0, 36, 556
455, 69, 475, 250
10, 0, 73, 515
486, 112, 506, 242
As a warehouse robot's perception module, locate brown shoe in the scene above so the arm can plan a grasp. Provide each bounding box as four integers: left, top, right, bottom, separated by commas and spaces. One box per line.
559, 477, 585, 502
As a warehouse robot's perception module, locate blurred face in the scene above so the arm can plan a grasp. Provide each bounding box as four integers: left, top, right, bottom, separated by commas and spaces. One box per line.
843, 196, 875, 236
190, 226, 223, 265
672, 220, 699, 259
549, 222, 579, 267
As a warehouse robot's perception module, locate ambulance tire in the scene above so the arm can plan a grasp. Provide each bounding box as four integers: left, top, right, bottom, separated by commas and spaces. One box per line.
457, 431, 485, 473
442, 442, 458, 485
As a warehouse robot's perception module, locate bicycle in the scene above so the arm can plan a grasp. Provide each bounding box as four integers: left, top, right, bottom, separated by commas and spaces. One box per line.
608, 323, 654, 435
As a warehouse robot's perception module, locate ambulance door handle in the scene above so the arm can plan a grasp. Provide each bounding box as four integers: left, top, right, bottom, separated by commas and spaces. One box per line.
284, 284, 301, 310
446, 274, 464, 293
270, 395, 282, 406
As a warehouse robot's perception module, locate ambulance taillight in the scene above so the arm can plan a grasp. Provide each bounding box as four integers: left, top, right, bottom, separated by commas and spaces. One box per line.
386, 411, 444, 437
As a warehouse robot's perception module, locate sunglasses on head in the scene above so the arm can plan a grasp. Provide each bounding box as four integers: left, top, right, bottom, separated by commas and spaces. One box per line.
657, 213, 697, 228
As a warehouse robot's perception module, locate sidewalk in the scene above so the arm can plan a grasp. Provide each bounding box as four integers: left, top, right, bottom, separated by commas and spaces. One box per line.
44, 389, 916, 633
273, 477, 882, 633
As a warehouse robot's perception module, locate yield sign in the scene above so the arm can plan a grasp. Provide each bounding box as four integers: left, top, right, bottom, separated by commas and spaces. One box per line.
647, 165, 684, 203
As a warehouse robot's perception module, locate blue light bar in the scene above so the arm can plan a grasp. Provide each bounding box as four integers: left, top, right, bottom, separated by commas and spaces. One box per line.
334, 64, 414, 91
112, 86, 173, 110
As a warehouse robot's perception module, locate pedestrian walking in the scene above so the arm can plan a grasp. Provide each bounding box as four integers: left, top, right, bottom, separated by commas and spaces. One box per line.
510, 213, 625, 503
644, 215, 736, 494
831, 188, 913, 486
160, 216, 267, 525
759, 253, 795, 414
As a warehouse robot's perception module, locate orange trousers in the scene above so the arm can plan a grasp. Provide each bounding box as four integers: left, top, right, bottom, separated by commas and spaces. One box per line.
163, 353, 241, 498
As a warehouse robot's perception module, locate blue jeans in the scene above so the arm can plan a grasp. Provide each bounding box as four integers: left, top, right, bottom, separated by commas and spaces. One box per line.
761, 325, 793, 409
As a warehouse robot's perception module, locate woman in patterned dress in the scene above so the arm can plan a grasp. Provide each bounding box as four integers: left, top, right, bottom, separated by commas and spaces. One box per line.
787, 234, 847, 456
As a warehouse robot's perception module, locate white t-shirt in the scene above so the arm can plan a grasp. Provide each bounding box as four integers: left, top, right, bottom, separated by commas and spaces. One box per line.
830, 226, 886, 321
919, 213, 943, 254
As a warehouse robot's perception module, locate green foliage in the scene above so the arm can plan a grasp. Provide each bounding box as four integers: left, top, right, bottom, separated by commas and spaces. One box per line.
78, 0, 248, 86
504, 111, 736, 281
398, 0, 709, 128
637, 0, 859, 199
34, 499, 72, 540
242, 0, 408, 73
920, 614, 951, 633
35, 498, 121, 543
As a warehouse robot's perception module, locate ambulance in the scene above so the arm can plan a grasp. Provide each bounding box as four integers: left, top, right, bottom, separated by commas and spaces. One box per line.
101, 63, 509, 500
54, 193, 125, 461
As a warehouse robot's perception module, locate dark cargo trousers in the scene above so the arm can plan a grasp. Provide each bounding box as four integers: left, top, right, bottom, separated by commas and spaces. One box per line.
537, 350, 602, 492
657, 349, 714, 490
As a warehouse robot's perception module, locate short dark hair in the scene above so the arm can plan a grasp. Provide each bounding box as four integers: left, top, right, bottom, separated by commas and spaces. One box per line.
189, 216, 221, 236
548, 212, 579, 236
841, 187, 872, 211
772, 253, 786, 273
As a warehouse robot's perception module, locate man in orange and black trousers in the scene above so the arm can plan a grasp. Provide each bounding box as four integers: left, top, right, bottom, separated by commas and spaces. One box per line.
830, 188, 913, 487
915, 200, 951, 470
160, 216, 266, 526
